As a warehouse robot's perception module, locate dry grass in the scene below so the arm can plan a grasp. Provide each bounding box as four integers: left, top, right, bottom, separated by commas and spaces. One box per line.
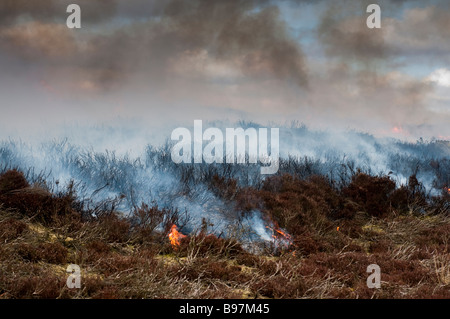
0, 169, 448, 299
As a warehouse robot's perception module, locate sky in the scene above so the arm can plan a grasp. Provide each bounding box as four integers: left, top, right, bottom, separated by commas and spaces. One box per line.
0, 0, 449, 144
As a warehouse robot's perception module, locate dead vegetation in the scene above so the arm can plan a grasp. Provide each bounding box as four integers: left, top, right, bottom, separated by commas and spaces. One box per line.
0, 169, 448, 299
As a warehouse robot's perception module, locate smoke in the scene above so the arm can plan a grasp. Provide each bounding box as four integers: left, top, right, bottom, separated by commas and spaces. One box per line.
0, 22, 77, 61
0, 0, 117, 26
318, 2, 390, 63
308, 0, 450, 138
0, 120, 448, 244
0, 0, 308, 91
0, 137, 238, 237
0, 1, 448, 243
0, 0, 449, 143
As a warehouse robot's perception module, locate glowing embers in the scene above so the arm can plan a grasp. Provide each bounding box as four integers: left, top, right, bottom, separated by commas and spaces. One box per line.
265, 222, 293, 249
168, 224, 186, 250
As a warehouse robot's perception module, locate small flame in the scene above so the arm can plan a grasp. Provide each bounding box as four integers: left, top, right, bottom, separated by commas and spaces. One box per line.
337, 226, 340, 232
446, 187, 450, 194
266, 224, 293, 248
168, 224, 186, 250
391, 126, 403, 134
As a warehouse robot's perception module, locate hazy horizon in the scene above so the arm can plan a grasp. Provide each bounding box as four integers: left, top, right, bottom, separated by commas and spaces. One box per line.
0, 0, 449, 143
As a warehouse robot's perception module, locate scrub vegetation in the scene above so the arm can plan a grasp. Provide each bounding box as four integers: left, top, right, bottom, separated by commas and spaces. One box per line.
0, 165, 448, 299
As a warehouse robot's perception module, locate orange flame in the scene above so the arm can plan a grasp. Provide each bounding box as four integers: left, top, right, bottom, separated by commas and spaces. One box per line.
337, 226, 340, 232
392, 126, 403, 134
266, 224, 293, 248
168, 224, 186, 249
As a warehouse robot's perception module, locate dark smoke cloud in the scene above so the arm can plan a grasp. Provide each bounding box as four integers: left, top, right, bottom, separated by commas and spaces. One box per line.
0, 0, 448, 139
0, 0, 58, 26
318, 10, 390, 62
115, 0, 307, 87
316, 0, 405, 63
317, 0, 450, 64
0, 0, 116, 26
0, 22, 77, 62
0, 0, 309, 91
310, 0, 450, 138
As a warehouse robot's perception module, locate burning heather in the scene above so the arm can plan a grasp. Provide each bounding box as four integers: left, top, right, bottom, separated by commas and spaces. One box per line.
0, 0, 449, 302
0, 163, 448, 299
265, 223, 294, 250
168, 225, 186, 250
0, 125, 448, 300
0, 123, 448, 248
